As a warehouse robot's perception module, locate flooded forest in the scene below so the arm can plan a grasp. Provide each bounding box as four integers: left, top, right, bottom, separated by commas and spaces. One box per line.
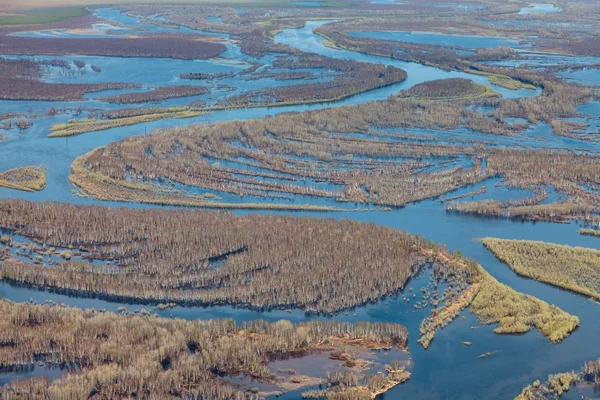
1, 0, 600, 398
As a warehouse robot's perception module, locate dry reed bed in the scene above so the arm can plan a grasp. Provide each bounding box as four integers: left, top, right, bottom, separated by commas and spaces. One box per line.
481, 238, 600, 300
0, 299, 408, 399
0, 165, 46, 192
49, 108, 204, 138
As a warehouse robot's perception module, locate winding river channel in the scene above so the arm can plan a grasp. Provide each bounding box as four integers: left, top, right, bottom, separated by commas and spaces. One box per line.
1, 8, 599, 399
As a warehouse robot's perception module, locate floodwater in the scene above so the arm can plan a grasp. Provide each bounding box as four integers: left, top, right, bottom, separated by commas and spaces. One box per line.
0, 10, 599, 399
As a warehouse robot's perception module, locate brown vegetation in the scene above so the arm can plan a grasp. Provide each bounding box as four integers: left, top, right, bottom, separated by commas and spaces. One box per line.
0, 299, 408, 399
0, 58, 43, 79
0, 57, 137, 101
447, 150, 600, 222
0, 199, 441, 313
0, 199, 577, 349
98, 85, 210, 104
208, 54, 406, 108
0, 77, 139, 101
393, 78, 499, 101
49, 108, 203, 138
0, 34, 226, 60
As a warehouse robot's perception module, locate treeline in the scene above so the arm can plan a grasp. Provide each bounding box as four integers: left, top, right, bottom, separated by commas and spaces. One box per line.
313, 16, 594, 125
0, 57, 135, 101
0, 77, 139, 101
491, 79, 592, 124
0, 58, 43, 79
0, 199, 442, 313
516, 372, 578, 399
541, 37, 600, 57
0, 200, 579, 348
469, 267, 578, 343
551, 120, 592, 141
98, 85, 210, 104
0, 34, 226, 60
242, 71, 318, 82
0, 299, 407, 399
393, 78, 499, 101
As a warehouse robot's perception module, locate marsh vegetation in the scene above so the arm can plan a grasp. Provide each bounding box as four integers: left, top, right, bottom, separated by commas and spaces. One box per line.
482, 238, 600, 300
393, 78, 499, 101
0, 165, 46, 192
49, 108, 204, 138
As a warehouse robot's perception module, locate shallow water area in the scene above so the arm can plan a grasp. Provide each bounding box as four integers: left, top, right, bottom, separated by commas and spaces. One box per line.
0, 365, 64, 387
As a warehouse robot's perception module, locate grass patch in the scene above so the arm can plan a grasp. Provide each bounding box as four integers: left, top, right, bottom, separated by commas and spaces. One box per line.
465, 69, 537, 91
49, 109, 202, 138
482, 237, 600, 300
470, 267, 578, 343
393, 78, 500, 101
0, 6, 88, 26
580, 228, 600, 237
418, 250, 579, 348
0, 165, 46, 192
